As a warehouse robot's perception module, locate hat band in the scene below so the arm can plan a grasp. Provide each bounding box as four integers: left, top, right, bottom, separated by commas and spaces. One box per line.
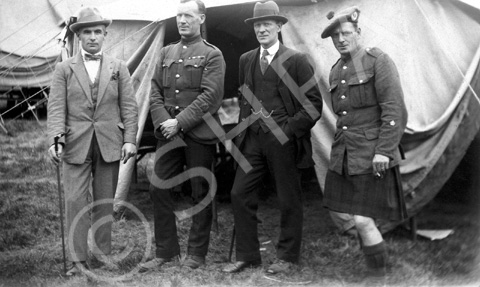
77, 14, 106, 23
253, 8, 280, 18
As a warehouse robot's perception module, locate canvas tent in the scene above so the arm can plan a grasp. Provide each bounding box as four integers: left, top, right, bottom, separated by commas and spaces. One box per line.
1, 0, 480, 231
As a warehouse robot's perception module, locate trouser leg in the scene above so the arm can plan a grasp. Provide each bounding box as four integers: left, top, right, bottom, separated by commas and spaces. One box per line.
90, 136, 119, 256
184, 137, 216, 257
149, 139, 184, 258
230, 131, 266, 262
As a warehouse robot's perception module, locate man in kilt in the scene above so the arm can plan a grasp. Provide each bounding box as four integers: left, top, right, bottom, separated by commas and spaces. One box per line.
321, 6, 408, 281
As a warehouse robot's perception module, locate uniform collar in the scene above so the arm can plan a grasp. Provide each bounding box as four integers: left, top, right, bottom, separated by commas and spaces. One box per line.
180, 34, 203, 45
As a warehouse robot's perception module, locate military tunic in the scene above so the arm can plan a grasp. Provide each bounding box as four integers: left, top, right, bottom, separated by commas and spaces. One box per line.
150, 34, 225, 144
323, 46, 408, 220
148, 35, 226, 259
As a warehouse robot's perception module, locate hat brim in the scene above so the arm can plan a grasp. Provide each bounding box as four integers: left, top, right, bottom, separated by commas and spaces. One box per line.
244, 15, 288, 26
321, 19, 341, 39
70, 19, 112, 33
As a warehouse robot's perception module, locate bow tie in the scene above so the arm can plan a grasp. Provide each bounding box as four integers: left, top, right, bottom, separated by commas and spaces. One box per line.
84, 53, 102, 61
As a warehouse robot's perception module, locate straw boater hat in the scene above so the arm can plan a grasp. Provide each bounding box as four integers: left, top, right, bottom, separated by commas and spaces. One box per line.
321, 6, 360, 39
244, 1, 288, 26
69, 7, 112, 33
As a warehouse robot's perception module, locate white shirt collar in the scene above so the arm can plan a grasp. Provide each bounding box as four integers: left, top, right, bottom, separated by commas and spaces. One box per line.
260, 40, 280, 58
81, 48, 102, 59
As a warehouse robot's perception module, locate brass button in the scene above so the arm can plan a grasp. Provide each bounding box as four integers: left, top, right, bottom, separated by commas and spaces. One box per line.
343, 66, 347, 69
183, 45, 187, 49
342, 111, 347, 115
178, 59, 183, 63
175, 90, 179, 94
175, 106, 180, 109
341, 80, 346, 84
341, 95, 346, 100
342, 126, 348, 130
176, 74, 180, 78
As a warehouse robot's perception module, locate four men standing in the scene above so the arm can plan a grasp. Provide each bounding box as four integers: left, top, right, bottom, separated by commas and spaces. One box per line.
47, 0, 408, 281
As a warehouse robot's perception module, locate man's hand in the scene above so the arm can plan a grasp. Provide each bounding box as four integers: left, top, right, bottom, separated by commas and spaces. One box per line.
121, 143, 137, 164
160, 118, 181, 140
48, 144, 63, 165
373, 154, 390, 178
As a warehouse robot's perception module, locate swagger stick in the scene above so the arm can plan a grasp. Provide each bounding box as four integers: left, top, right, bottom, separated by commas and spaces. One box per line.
54, 134, 67, 274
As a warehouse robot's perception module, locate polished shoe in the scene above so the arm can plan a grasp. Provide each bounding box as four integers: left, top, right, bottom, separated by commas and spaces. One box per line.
138, 256, 178, 273
65, 261, 88, 276
265, 259, 294, 274
221, 260, 262, 273
182, 255, 205, 269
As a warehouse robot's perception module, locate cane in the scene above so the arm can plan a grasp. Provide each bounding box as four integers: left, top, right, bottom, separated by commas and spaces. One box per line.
54, 134, 67, 274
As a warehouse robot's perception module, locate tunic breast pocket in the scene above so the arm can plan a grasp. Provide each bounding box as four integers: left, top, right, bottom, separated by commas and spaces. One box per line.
162, 59, 175, 88
347, 73, 376, 108
184, 57, 206, 88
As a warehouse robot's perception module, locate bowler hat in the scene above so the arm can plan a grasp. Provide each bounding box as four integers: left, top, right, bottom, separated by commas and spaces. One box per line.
70, 7, 112, 33
245, 1, 288, 26
321, 6, 360, 39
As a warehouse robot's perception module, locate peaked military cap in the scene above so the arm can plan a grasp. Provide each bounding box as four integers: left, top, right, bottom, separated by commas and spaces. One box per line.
321, 6, 360, 39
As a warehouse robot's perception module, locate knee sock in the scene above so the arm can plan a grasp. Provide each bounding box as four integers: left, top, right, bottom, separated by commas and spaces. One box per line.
363, 241, 387, 272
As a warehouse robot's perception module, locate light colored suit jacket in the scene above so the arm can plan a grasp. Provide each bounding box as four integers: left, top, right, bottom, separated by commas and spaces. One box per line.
47, 52, 138, 164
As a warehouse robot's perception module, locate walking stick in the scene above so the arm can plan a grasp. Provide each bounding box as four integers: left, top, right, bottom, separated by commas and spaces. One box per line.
54, 134, 67, 274
228, 227, 235, 262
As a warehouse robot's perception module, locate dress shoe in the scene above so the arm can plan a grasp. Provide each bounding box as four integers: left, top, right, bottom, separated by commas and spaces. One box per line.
65, 261, 88, 276
221, 260, 262, 273
138, 256, 179, 273
182, 255, 205, 269
265, 259, 294, 274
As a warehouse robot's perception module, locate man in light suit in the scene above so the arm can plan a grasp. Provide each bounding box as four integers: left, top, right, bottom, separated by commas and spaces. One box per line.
47, 7, 138, 276
221, 1, 323, 275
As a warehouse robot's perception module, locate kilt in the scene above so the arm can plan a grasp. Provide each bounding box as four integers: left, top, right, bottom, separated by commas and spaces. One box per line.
323, 164, 408, 221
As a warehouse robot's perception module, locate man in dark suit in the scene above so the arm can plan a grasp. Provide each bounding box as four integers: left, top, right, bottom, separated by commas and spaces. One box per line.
139, 0, 225, 272
47, 7, 138, 276
221, 1, 323, 275
321, 6, 408, 282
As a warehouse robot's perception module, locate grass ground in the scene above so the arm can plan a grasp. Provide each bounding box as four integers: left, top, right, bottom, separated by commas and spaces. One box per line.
1, 119, 479, 287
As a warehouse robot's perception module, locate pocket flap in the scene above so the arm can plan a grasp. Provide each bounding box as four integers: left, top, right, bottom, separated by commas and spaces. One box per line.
329, 82, 338, 92
364, 127, 379, 140
348, 73, 374, 86
162, 59, 175, 68
184, 57, 206, 68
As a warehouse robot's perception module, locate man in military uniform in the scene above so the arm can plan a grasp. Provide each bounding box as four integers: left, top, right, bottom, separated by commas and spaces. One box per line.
221, 1, 322, 275
139, 0, 225, 272
321, 6, 408, 281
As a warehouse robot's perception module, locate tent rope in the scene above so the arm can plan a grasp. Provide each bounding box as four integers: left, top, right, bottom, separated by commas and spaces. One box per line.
0, 0, 66, 46
413, 0, 480, 106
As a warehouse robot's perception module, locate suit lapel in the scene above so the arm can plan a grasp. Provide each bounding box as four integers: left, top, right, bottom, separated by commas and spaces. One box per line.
70, 53, 93, 104
97, 54, 115, 106
272, 44, 291, 84
245, 48, 259, 88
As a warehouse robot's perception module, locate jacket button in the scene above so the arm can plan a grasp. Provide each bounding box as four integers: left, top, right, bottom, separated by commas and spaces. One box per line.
241, 118, 245, 121
178, 59, 183, 63
243, 101, 247, 105
341, 80, 346, 84
176, 74, 180, 78
342, 111, 347, 115
341, 95, 346, 100
183, 45, 187, 49
175, 106, 180, 110
342, 126, 348, 130
175, 90, 179, 94
359, 80, 363, 83
343, 66, 347, 69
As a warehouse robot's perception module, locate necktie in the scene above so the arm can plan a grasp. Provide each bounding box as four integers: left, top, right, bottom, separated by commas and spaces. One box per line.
260, 49, 269, 74
85, 53, 102, 61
